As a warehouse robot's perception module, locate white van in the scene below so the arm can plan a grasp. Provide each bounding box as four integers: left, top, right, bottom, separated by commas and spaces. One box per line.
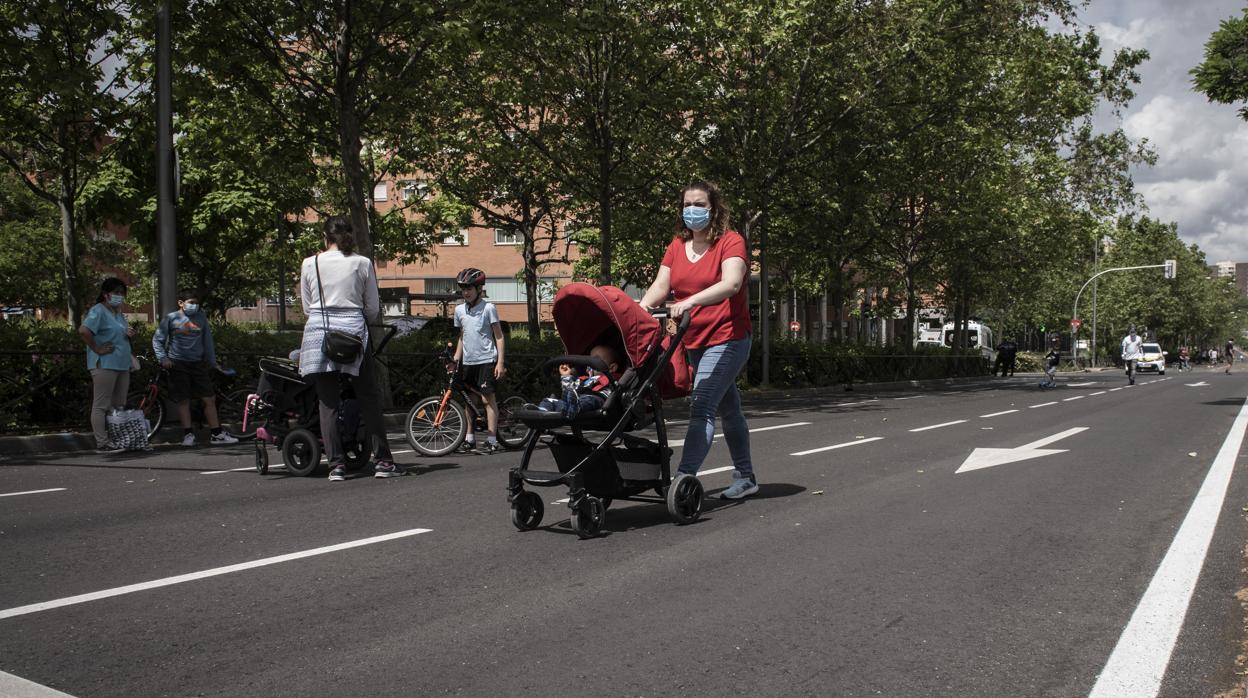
943, 321, 995, 360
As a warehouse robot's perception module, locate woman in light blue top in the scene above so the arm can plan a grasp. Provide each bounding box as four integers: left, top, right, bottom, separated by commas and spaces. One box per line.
77, 278, 136, 452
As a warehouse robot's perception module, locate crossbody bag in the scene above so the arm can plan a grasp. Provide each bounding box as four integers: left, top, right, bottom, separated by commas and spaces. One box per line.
314, 254, 365, 364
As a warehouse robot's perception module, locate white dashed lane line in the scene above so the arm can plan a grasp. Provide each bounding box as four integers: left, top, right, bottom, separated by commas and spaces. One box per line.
0, 528, 433, 621
791, 437, 884, 457
910, 420, 967, 433
1030, 402, 1058, 408
980, 410, 1018, 418
1063, 396, 1086, 402
0, 488, 66, 498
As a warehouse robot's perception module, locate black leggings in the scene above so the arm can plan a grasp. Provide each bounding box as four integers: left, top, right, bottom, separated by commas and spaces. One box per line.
311, 355, 393, 465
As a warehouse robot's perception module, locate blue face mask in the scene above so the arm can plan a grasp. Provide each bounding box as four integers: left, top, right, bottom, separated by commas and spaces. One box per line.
682, 206, 711, 232
108, 294, 125, 307
183, 303, 199, 314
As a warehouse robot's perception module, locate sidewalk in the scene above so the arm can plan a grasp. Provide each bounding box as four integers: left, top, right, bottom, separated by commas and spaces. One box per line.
1, 372, 1046, 457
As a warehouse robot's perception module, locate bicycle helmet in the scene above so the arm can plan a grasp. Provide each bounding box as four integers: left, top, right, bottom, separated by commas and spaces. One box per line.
456, 267, 486, 287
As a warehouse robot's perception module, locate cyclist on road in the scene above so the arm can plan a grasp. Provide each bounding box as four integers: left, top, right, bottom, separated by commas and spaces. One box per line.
453, 267, 507, 454
1121, 326, 1144, 386
1226, 339, 1237, 375
153, 289, 238, 446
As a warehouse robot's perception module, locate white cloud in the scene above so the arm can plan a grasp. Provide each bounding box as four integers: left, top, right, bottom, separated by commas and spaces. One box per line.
1094, 18, 1166, 50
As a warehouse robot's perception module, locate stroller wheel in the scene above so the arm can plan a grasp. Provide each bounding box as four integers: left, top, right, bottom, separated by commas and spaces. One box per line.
666, 473, 703, 525
510, 491, 544, 531
255, 442, 269, 475
282, 428, 322, 477
570, 496, 606, 539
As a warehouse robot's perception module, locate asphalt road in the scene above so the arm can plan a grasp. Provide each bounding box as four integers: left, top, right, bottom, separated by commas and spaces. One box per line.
2, 367, 1248, 697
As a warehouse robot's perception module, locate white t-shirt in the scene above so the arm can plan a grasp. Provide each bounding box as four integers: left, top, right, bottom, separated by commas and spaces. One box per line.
455, 300, 500, 365
1121, 335, 1144, 361
300, 251, 380, 320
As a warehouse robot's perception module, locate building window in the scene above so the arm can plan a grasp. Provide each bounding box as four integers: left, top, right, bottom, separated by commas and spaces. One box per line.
495, 228, 521, 245
441, 229, 467, 246
402, 180, 430, 201
425, 278, 458, 296
373, 183, 388, 201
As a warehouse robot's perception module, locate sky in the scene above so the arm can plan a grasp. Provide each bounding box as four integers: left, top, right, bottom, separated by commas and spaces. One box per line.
1078, 0, 1248, 264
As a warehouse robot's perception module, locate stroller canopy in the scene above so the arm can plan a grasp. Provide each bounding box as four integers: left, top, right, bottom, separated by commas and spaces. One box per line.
552, 283, 660, 370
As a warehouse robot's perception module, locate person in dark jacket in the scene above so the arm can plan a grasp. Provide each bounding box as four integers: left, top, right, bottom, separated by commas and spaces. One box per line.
153, 290, 237, 446
993, 338, 1018, 376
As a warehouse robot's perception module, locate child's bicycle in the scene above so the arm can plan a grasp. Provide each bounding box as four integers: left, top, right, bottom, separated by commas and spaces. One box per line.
126, 355, 253, 441
404, 344, 531, 456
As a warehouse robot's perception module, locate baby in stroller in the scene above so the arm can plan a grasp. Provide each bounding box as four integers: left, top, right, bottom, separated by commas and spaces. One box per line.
534, 345, 621, 418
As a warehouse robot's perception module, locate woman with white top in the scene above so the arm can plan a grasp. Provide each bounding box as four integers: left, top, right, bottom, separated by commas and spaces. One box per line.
300, 216, 401, 480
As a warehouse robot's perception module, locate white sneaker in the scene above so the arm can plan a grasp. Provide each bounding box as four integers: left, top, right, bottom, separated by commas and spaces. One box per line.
181, 433, 196, 447
210, 431, 239, 445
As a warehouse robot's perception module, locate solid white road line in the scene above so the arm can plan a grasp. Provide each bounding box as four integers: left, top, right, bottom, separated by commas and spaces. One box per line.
0, 670, 75, 697
909, 420, 967, 433
1030, 401, 1058, 408
1090, 395, 1248, 697
980, 410, 1019, 418
0, 528, 432, 621
1063, 396, 1086, 402
670, 422, 811, 448
0, 488, 66, 498
791, 437, 884, 456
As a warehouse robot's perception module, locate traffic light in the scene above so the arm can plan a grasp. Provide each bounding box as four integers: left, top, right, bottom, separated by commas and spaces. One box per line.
1164, 259, 1176, 279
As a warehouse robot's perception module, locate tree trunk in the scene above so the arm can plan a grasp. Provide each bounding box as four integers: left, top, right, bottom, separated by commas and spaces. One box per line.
522, 221, 540, 338
903, 277, 917, 349
335, 8, 372, 260
59, 180, 81, 328
597, 185, 612, 286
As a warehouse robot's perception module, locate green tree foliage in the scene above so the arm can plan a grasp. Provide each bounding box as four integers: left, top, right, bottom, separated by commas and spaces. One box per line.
0, 0, 134, 325
0, 169, 64, 308
1193, 9, 1248, 119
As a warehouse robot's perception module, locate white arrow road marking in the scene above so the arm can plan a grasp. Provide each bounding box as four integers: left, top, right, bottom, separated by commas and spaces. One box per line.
955, 427, 1089, 474
0, 671, 74, 697
1185, 381, 1209, 387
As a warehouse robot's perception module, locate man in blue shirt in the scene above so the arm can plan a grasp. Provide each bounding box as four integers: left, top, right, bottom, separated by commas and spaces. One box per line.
153, 291, 237, 446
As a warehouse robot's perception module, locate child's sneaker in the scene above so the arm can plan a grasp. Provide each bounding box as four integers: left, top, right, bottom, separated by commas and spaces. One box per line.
210, 431, 239, 445
478, 441, 501, 455
373, 461, 405, 478
720, 471, 759, 500
328, 464, 347, 481
181, 433, 196, 447
457, 440, 476, 453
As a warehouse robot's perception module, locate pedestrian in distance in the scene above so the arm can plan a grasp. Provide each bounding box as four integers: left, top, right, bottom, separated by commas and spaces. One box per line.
1179, 345, 1190, 371
78, 278, 136, 453
299, 216, 402, 480
641, 180, 757, 500
1039, 339, 1060, 389
452, 267, 507, 454
153, 290, 238, 446
993, 337, 1018, 377
1226, 338, 1237, 374
1121, 326, 1144, 385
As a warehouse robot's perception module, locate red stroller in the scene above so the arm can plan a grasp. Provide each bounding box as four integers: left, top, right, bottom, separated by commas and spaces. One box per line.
508, 283, 699, 539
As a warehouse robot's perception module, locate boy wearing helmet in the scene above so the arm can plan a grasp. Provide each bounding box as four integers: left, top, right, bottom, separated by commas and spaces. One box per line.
453, 268, 507, 453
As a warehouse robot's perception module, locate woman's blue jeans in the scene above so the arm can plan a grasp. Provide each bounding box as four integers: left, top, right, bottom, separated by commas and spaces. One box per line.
677, 335, 753, 479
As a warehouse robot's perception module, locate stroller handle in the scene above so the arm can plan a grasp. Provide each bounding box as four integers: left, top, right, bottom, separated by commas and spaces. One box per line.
370, 323, 399, 357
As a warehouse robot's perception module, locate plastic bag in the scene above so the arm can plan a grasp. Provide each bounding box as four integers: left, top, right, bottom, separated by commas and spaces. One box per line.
106, 408, 150, 451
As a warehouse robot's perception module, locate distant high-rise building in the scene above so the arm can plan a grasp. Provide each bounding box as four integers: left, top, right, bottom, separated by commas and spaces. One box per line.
1214, 260, 1236, 278
1237, 262, 1248, 295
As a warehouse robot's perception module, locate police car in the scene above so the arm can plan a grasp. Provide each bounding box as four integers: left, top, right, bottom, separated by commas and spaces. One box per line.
1136, 342, 1167, 375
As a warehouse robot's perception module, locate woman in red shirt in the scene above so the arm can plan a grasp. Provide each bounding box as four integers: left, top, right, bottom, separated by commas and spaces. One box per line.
641, 181, 757, 499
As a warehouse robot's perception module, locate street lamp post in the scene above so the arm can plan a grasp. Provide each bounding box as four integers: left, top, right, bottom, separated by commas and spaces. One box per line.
156, 2, 177, 315
1072, 261, 1175, 367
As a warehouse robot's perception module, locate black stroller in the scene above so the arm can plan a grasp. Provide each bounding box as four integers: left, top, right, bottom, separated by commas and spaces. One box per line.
246, 325, 396, 476
508, 283, 699, 539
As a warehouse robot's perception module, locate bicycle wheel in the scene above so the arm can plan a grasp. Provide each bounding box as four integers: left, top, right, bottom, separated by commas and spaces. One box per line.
405, 395, 467, 457
496, 395, 532, 449
126, 385, 164, 441
216, 388, 256, 441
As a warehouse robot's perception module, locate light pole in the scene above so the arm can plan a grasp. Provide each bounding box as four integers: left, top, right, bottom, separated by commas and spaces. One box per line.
156, 2, 177, 315
1072, 260, 1176, 366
